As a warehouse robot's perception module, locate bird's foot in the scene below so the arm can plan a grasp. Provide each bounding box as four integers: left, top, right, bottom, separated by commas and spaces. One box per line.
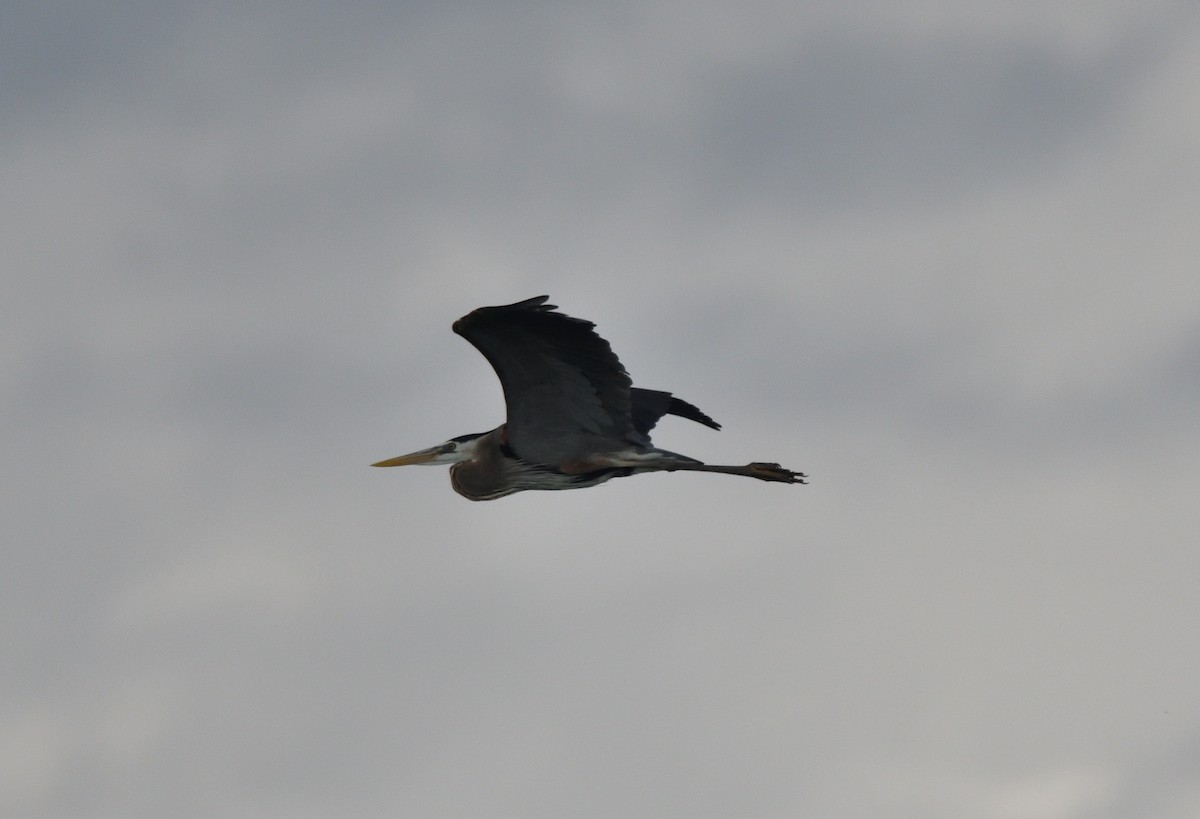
747, 462, 808, 484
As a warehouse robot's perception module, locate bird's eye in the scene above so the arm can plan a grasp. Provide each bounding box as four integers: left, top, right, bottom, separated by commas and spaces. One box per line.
444, 442, 457, 452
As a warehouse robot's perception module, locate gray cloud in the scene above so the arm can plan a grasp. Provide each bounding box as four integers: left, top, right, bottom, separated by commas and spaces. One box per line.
4, 2, 1200, 818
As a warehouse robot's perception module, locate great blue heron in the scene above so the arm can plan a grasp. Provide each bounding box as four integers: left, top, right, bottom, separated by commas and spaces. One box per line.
372, 296, 807, 500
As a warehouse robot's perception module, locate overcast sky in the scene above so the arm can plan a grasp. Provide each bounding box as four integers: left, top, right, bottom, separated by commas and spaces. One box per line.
4, 2, 1199, 817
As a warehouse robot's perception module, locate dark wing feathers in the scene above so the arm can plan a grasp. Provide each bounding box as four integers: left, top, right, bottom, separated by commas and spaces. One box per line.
453, 296, 641, 463
454, 296, 720, 465
629, 388, 721, 435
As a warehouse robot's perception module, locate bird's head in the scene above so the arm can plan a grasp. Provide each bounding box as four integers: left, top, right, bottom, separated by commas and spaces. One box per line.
371, 432, 485, 468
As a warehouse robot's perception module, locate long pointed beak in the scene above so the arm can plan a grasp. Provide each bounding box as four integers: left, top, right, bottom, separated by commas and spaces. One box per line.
371, 446, 443, 467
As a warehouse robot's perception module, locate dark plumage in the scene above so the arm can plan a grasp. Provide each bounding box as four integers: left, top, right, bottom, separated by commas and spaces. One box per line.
373, 296, 806, 500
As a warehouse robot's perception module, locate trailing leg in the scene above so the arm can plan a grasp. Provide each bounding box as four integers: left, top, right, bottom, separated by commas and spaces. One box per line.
650, 460, 807, 484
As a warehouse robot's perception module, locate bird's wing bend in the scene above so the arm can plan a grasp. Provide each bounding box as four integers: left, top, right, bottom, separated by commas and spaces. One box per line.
453, 296, 645, 465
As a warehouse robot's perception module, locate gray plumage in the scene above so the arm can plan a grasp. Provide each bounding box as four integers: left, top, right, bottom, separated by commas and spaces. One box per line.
373, 296, 806, 500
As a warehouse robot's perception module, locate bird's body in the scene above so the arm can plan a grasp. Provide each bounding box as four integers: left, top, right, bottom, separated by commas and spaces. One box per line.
373, 296, 805, 500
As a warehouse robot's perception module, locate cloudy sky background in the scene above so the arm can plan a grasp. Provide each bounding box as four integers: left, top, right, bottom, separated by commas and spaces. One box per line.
4, 2, 1199, 817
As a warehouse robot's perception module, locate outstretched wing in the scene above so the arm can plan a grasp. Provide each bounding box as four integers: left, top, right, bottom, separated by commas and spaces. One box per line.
629, 388, 721, 435
453, 296, 645, 465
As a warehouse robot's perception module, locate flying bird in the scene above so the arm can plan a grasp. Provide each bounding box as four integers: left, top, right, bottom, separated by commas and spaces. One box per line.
373, 296, 806, 500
